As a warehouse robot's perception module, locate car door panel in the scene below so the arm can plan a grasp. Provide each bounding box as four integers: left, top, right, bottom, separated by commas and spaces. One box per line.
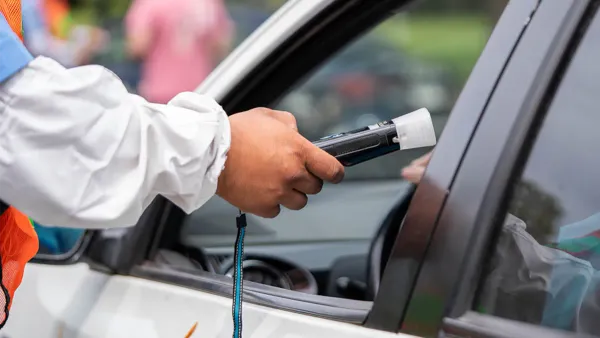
3, 263, 109, 338
78, 275, 417, 338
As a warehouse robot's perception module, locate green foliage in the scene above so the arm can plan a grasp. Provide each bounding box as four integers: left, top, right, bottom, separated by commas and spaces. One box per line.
374, 15, 493, 83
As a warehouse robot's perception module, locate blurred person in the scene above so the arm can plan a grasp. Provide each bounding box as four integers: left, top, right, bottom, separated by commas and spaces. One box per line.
21, 0, 108, 67
125, 0, 234, 104
0, 1, 343, 328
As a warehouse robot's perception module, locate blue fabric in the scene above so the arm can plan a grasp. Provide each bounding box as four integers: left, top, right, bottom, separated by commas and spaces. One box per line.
558, 212, 600, 242
540, 212, 600, 331
33, 222, 84, 254
0, 15, 33, 83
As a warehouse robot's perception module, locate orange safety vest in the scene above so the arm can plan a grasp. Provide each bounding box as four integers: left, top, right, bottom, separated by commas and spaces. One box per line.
0, 0, 40, 328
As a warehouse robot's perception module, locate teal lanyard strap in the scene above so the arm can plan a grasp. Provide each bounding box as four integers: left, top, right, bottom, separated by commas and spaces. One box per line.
232, 211, 247, 338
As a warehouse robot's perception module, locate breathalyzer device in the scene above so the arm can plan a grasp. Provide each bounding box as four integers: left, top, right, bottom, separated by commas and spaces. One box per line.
313, 108, 437, 166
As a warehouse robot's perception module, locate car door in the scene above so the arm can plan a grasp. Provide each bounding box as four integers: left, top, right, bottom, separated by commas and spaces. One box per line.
389, 0, 600, 337
2, 0, 520, 337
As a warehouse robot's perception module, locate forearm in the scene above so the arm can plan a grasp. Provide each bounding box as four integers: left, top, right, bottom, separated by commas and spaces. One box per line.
0, 57, 230, 228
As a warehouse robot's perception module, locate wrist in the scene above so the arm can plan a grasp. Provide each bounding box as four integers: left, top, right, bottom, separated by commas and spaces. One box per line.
216, 116, 234, 198
209, 106, 232, 198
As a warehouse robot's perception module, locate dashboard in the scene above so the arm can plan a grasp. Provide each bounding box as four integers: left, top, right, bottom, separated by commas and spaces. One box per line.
156, 238, 371, 297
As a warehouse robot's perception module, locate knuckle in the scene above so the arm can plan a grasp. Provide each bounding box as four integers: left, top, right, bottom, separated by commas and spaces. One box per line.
281, 111, 296, 123
255, 107, 273, 116
282, 149, 305, 182
284, 168, 305, 183
274, 187, 287, 202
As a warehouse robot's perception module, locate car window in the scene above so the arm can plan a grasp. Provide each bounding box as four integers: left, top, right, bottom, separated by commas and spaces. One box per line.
178, 1, 498, 300
476, 9, 600, 336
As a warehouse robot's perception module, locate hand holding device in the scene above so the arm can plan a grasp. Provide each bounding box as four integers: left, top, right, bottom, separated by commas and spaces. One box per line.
217, 108, 344, 218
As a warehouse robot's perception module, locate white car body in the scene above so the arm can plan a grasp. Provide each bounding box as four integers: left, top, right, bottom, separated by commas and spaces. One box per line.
5, 264, 412, 338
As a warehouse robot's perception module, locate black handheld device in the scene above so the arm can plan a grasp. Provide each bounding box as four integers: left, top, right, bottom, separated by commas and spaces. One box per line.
313, 108, 437, 166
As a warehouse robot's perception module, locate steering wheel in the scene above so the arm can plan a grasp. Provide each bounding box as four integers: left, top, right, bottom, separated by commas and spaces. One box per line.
365, 184, 416, 301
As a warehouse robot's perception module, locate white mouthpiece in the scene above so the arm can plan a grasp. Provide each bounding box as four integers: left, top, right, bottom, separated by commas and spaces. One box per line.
391, 108, 437, 150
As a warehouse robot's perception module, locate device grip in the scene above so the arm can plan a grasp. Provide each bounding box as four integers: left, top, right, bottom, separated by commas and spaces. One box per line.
314, 125, 399, 166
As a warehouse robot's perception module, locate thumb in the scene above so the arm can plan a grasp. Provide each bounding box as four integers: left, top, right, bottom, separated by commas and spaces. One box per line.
303, 141, 345, 183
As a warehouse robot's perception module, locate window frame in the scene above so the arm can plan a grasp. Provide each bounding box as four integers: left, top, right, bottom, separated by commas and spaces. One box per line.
365, 0, 540, 332
395, 0, 595, 337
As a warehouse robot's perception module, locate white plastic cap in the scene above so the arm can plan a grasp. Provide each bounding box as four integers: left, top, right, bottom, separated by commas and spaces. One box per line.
392, 108, 437, 150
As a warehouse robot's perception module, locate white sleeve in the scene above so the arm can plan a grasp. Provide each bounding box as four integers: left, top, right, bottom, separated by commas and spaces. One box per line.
0, 56, 230, 229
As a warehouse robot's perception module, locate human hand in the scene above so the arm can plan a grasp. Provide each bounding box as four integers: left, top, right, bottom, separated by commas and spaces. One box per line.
401, 151, 433, 184
217, 108, 345, 218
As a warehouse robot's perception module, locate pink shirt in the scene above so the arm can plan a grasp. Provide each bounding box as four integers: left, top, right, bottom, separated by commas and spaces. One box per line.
126, 0, 233, 104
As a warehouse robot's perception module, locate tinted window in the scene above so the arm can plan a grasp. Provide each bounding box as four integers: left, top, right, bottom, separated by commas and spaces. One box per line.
477, 10, 600, 335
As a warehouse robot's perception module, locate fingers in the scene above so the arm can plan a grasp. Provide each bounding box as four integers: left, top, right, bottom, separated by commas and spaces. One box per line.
401, 151, 433, 184
256, 205, 281, 219
411, 151, 433, 167
303, 142, 345, 184
401, 165, 425, 184
260, 181, 320, 216
292, 171, 323, 195
280, 190, 309, 211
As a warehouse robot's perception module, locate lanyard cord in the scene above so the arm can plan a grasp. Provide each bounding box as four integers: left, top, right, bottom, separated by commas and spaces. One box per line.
232, 211, 247, 338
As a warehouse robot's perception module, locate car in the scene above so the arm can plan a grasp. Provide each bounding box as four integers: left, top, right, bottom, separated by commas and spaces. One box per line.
5, 0, 599, 337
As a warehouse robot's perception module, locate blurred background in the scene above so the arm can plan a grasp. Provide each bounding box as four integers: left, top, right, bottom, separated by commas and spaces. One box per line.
62, 0, 509, 109
30, 0, 508, 254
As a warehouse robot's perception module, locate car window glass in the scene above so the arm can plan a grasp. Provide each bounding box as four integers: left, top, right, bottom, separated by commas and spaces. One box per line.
476, 9, 600, 336
177, 1, 499, 301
